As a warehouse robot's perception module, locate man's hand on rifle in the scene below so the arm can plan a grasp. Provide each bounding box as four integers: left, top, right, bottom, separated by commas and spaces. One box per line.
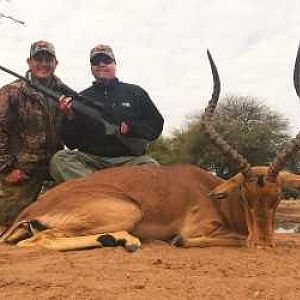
120, 121, 129, 135
4, 169, 29, 185
58, 95, 73, 115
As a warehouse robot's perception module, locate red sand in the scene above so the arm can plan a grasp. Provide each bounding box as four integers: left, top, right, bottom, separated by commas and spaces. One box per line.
0, 233, 299, 299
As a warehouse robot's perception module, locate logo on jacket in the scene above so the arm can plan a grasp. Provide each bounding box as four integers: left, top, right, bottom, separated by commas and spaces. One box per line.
121, 102, 131, 108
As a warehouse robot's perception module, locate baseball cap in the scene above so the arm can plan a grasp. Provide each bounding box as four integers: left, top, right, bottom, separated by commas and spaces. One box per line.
90, 44, 115, 61
30, 40, 56, 58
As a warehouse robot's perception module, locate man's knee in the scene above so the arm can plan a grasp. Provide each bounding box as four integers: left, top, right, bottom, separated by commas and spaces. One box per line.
50, 150, 72, 172
49, 150, 70, 182
50, 150, 69, 165
147, 158, 160, 166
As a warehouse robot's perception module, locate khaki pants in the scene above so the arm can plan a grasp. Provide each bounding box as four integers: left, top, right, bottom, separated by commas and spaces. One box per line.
0, 165, 49, 226
50, 149, 159, 184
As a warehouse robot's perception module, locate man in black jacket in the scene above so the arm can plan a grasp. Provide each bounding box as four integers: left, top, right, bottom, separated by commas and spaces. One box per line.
50, 44, 164, 183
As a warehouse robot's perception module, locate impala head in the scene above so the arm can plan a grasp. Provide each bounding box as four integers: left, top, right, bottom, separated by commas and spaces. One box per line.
203, 43, 300, 247
238, 167, 280, 246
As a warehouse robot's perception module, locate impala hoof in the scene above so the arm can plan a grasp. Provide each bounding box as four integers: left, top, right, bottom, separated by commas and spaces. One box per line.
125, 244, 140, 252
97, 234, 119, 247
171, 235, 184, 247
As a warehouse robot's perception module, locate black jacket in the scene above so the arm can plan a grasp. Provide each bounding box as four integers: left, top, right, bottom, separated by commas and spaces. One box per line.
61, 78, 164, 156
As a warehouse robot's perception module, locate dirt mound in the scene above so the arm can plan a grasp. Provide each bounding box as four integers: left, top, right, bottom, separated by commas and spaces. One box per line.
0, 234, 300, 299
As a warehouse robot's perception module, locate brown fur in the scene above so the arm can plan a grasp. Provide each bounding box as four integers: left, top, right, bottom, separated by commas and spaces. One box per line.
1, 165, 299, 251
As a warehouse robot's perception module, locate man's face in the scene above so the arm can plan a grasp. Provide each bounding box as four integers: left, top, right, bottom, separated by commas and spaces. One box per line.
27, 52, 58, 80
90, 54, 116, 81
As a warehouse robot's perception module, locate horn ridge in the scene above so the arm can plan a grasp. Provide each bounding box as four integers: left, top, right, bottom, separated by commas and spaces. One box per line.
266, 42, 300, 180
293, 42, 300, 98
202, 50, 253, 180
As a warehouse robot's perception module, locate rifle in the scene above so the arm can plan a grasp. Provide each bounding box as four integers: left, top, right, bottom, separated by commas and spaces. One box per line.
0, 65, 148, 155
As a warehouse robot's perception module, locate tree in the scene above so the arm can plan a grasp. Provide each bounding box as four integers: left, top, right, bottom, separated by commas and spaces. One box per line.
170, 95, 291, 178
147, 136, 181, 165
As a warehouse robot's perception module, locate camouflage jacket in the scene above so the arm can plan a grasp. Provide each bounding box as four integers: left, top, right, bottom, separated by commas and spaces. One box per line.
0, 73, 70, 173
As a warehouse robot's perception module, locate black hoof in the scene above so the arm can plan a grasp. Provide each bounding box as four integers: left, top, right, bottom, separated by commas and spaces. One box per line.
29, 220, 48, 232
171, 235, 184, 247
97, 234, 118, 247
97, 234, 127, 247
126, 244, 140, 252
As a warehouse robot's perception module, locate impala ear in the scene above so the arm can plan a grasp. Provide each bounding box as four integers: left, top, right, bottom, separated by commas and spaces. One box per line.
207, 191, 228, 199
207, 180, 239, 200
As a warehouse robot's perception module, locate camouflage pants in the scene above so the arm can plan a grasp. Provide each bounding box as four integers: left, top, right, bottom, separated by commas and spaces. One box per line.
50, 149, 159, 184
0, 165, 49, 226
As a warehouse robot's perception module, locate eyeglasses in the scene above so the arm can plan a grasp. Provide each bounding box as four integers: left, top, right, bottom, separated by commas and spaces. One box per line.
90, 55, 114, 66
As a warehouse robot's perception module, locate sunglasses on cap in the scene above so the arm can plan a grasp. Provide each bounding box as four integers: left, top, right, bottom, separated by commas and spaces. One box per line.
90, 55, 114, 66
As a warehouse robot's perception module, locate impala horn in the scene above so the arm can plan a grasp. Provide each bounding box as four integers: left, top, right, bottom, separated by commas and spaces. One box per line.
266, 42, 300, 181
202, 50, 254, 180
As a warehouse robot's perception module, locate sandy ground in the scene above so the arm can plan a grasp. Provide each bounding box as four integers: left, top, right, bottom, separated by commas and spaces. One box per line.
277, 200, 300, 224
0, 237, 300, 299
0, 200, 300, 300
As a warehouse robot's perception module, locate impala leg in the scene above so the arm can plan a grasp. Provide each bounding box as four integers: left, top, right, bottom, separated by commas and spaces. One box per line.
17, 198, 143, 251
181, 236, 246, 247
17, 229, 141, 252
0, 225, 7, 236
97, 231, 141, 252
0, 221, 32, 244
172, 232, 246, 248
17, 230, 104, 250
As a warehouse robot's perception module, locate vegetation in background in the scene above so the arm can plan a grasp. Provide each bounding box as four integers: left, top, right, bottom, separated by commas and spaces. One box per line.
282, 185, 300, 200
148, 95, 296, 179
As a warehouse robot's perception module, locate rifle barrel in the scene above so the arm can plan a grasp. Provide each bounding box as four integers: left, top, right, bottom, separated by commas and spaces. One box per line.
0, 65, 27, 81
0, 64, 61, 99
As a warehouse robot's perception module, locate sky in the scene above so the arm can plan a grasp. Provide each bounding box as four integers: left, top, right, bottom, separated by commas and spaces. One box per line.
0, 0, 300, 136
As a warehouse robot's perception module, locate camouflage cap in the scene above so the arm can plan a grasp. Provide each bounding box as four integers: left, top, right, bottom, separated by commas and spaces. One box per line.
90, 44, 115, 61
30, 40, 56, 58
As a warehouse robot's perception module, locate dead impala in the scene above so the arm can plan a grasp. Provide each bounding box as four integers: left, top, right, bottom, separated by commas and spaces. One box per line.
1, 45, 300, 251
